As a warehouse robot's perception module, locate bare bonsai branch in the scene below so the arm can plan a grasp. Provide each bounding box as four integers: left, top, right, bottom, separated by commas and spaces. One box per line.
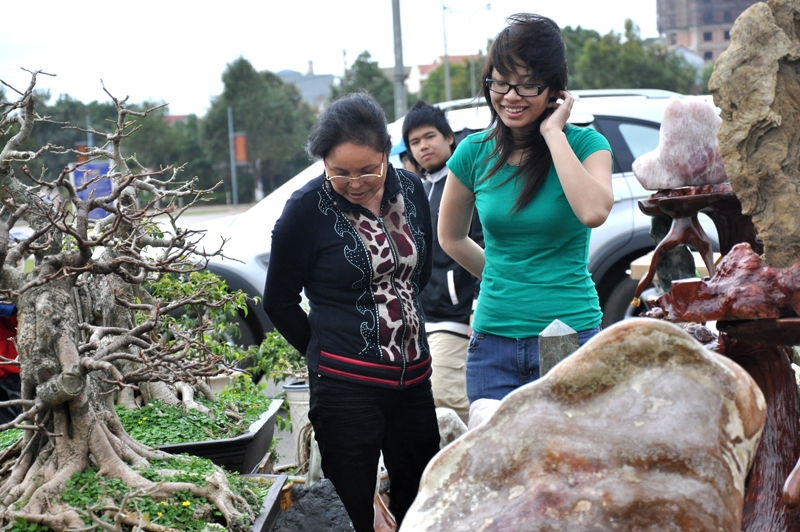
0, 69, 267, 532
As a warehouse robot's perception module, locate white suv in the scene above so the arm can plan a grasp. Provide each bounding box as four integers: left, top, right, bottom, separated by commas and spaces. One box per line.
193, 89, 717, 345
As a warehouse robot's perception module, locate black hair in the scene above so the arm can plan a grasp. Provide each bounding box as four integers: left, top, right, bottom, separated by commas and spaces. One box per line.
481, 13, 569, 212
401, 101, 456, 168
306, 92, 391, 160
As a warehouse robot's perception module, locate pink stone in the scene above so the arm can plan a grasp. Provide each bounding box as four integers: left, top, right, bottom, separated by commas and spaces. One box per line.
401, 319, 766, 532
633, 97, 728, 190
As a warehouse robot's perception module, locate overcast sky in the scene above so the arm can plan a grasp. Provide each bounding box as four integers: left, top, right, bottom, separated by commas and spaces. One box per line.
1, 0, 659, 117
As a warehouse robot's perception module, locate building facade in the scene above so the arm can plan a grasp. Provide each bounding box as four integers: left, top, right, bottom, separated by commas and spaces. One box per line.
657, 0, 761, 64
278, 62, 338, 113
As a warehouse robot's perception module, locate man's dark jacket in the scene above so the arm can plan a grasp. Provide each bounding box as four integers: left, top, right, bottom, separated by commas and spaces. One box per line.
421, 169, 483, 336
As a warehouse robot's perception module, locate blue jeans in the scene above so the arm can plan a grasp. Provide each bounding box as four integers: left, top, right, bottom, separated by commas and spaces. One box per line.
466, 327, 602, 402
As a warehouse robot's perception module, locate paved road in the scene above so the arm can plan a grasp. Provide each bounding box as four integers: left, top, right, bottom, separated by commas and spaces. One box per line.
154, 202, 254, 227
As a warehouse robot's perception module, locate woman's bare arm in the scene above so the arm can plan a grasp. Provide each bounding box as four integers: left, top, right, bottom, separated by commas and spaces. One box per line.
438, 172, 485, 279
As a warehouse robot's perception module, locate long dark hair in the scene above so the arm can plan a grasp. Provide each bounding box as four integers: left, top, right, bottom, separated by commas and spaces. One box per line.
481, 13, 568, 212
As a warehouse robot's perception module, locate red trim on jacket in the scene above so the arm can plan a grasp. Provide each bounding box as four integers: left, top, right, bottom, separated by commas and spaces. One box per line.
319, 364, 432, 388
320, 350, 403, 371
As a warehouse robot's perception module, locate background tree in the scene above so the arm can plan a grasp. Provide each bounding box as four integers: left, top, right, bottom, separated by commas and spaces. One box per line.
700, 63, 715, 94
420, 55, 485, 104
0, 70, 259, 530
331, 51, 396, 121
573, 20, 697, 93
561, 26, 602, 90
202, 57, 316, 201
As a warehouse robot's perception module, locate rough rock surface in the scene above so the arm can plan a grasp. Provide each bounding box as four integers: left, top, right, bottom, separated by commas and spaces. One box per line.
436, 407, 468, 448
709, 0, 800, 268
400, 319, 766, 532
273, 479, 353, 532
632, 97, 727, 190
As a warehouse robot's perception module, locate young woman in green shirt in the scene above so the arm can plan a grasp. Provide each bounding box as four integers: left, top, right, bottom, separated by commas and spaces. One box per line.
438, 13, 614, 403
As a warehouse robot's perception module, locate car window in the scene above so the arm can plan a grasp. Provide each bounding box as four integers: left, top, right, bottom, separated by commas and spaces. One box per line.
592, 117, 660, 174
618, 123, 661, 160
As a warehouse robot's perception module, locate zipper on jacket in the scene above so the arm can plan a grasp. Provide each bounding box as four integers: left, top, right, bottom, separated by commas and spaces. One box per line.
376, 214, 409, 387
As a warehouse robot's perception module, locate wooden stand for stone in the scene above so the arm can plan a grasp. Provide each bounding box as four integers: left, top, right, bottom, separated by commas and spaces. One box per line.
643, 184, 800, 531
632, 185, 720, 306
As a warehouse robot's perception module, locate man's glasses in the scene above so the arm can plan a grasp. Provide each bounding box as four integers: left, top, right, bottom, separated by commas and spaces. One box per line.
485, 79, 548, 97
324, 156, 385, 184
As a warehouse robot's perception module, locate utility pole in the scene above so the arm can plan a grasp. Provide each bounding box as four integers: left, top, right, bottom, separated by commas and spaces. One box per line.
392, 0, 407, 119
227, 106, 239, 206
442, 0, 451, 101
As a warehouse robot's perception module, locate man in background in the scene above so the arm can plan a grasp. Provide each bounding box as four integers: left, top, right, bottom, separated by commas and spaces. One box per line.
402, 102, 482, 424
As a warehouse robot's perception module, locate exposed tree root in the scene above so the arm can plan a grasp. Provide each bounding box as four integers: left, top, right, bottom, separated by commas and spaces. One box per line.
0, 387, 255, 531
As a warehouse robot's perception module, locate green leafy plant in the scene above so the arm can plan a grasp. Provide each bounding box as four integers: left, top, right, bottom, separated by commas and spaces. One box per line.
116, 374, 273, 447
246, 330, 307, 382
7, 455, 277, 532
145, 270, 254, 363
0, 429, 22, 452
5, 518, 49, 532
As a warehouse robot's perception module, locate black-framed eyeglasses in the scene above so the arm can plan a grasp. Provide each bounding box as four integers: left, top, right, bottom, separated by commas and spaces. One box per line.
324, 155, 385, 184
485, 79, 548, 97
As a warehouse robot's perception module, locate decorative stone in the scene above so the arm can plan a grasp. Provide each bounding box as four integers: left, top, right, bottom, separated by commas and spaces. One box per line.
400, 319, 766, 532
538, 319, 579, 376
273, 479, 353, 532
709, 0, 800, 268
436, 407, 468, 448
467, 398, 500, 431
632, 97, 727, 190
653, 242, 800, 323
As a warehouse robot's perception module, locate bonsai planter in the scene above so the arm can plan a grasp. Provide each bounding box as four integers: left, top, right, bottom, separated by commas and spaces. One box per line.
244, 473, 288, 532
159, 399, 283, 474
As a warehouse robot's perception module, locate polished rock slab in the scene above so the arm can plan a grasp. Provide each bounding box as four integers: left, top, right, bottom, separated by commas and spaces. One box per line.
401, 319, 766, 532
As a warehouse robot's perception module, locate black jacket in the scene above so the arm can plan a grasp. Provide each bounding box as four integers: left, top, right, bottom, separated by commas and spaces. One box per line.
420, 171, 483, 335
264, 166, 433, 389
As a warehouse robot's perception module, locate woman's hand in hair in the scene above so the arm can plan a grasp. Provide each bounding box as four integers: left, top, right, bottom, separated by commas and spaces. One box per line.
540, 89, 613, 228
540, 90, 573, 139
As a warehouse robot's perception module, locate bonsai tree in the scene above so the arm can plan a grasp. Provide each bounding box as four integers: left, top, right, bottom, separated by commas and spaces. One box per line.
0, 70, 261, 530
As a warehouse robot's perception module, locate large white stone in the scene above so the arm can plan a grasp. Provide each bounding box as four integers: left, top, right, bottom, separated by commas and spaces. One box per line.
401, 319, 766, 532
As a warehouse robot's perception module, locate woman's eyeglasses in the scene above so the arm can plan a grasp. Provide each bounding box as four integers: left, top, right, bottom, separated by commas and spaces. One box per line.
485, 79, 548, 97
324, 156, 385, 184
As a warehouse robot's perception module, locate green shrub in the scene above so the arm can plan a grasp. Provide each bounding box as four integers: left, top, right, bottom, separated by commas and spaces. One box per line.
40, 455, 272, 531
117, 374, 273, 447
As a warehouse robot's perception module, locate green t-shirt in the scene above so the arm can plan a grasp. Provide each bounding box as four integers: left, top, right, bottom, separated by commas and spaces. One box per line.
447, 125, 612, 337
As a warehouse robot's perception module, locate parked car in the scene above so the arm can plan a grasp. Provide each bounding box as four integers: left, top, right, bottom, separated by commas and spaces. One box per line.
192, 89, 718, 345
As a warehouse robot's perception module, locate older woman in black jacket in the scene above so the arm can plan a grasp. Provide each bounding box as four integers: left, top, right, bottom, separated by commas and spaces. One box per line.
264, 92, 440, 531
